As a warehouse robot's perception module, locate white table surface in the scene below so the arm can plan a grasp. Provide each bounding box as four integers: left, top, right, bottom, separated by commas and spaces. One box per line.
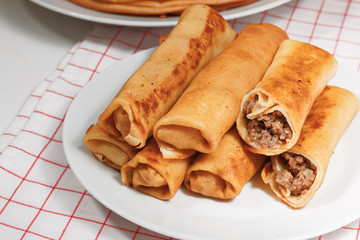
0, 0, 95, 135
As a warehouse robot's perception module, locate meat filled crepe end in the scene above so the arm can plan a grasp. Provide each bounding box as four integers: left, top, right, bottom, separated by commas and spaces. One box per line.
262, 152, 320, 208
237, 90, 295, 154
97, 4, 237, 149
236, 39, 338, 156
261, 86, 360, 209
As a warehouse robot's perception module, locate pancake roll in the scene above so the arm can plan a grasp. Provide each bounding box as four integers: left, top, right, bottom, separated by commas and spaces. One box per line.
153, 23, 288, 159
261, 86, 360, 208
184, 127, 266, 199
97, 4, 237, 148
83, 124, 138, 170
236, 40, 338, 155
121, 138, 194, 200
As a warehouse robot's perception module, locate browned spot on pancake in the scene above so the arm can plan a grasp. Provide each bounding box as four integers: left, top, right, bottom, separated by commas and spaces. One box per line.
158, 88, 171, 100
133, 88, 160, 117
160, 13, 222, 96
307, 111, 327, 130
208, 7, 226, 31
135, 99, 148, 115
144, 145, 161, 156
146, 157, 159, 165
303, 87, 336, 132
129, 105, 146, 135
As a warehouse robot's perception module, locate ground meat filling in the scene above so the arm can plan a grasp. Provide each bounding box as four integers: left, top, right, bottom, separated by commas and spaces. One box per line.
243, 95, 258, 115
246, 110, 292, 149
275, 152, 316, 196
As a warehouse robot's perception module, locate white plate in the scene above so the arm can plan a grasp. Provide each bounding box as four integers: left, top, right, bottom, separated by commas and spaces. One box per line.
30, 0, 291, 27
63, 48, 360, 240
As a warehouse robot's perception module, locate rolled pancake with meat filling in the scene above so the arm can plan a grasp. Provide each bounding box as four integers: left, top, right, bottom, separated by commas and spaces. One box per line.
184, 127, 266, 199
236, 39, 338, 155
83, 124, 138, 170
97, 5, 236, 148
153, 23, 288, 159
121, 138, 194, 200
261, 86, 360, 208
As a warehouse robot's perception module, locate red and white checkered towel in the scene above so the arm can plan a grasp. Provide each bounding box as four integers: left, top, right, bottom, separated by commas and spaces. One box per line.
1, 0, 360, 239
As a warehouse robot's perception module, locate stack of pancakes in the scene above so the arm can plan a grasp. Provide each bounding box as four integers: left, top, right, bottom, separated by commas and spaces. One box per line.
69, 0, 257, 16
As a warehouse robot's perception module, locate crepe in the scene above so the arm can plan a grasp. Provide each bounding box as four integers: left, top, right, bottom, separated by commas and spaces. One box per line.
68, 0, 257, 16
121, 138, 193, 200
236, 39, 338, 156
261, 86, 360, 208
153, 23, 288, 159
83, 124, 138, 170
184, 127, 266, 199
158, 34, 169, 45
97, 4, 236, 148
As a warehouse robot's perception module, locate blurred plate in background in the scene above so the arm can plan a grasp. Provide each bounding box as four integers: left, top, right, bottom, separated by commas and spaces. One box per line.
30, 0, 292, 27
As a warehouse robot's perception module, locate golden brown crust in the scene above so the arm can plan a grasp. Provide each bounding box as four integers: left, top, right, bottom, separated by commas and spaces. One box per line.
97, 5, 236, 148
153, 23, 288, 158
237, 40, 338, 155
261, 86, 360, 208
121, 138, 193, 200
